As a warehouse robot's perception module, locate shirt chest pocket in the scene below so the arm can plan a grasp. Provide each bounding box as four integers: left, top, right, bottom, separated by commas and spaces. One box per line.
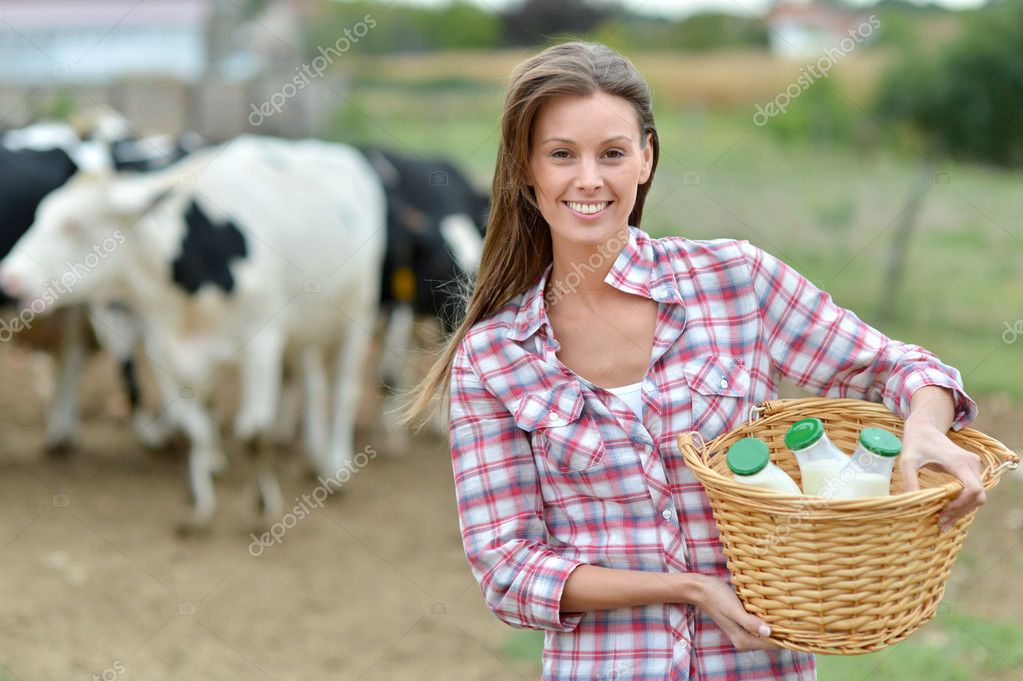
683, 355, 751, 438
512, 384, 607, 473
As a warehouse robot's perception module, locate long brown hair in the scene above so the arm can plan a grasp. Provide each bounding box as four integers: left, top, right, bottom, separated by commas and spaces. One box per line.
396, 41, 660, 433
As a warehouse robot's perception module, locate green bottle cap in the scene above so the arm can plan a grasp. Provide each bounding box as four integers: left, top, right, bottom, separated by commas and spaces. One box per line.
784, 417, 825, 451
726, 437, 771, 476
859, 427, 902, 457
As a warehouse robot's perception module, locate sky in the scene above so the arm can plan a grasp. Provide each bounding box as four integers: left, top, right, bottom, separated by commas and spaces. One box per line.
385, 0, 989, 18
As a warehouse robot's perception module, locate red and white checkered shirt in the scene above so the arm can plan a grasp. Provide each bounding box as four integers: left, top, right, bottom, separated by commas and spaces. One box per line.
448, 225, 976, 681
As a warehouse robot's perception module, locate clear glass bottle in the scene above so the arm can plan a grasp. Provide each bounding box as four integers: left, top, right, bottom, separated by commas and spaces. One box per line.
784, 417, 854, 498
841, 427, 902, 497
727, 437, 802, 495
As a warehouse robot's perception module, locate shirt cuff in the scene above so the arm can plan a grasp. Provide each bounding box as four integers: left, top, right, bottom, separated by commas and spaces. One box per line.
895, 372, 978, 432
520, 553, 585, 632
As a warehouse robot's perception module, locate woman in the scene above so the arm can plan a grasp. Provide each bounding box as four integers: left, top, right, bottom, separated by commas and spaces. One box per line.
399, 41, 985, 681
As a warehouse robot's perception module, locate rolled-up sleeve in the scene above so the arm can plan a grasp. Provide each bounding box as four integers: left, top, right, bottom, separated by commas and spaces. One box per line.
449, 340, 584, 631
741, 241, 977, 430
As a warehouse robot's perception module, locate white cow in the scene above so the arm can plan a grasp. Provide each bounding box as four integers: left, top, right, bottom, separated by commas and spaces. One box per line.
0, 135, 386, 531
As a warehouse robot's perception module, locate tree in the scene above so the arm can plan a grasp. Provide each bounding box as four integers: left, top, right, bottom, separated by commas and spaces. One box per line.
502, 0, 612, 46
875, 2, 1023, 167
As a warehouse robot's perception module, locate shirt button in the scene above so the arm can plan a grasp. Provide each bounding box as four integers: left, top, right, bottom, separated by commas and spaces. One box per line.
680, 639, 689, 649
719, 378, 729, 389
643, 380, 656, 392
549, 413, 563, 424
661, 509, 673, 521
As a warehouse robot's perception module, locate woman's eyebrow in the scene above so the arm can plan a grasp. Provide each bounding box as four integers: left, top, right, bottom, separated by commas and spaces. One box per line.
541, 134, 632, 145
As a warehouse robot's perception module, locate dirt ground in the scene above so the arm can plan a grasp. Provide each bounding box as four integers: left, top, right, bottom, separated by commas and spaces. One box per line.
0, 338, 1019, 681
0, 333, 538, 681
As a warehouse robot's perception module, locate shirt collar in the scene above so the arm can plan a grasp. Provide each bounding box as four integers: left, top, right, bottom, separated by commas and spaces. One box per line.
507, 225, 684, 342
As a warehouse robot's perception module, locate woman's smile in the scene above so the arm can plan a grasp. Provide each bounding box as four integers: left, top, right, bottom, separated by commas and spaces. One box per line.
564, 200, 613, 218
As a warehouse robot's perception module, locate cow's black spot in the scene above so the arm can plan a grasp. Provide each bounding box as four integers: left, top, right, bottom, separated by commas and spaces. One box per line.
0, 146, 79, 306
172, 200, 247, 294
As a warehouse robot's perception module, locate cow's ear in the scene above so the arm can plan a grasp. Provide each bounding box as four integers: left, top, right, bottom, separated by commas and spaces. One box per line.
108, 175, 175, 217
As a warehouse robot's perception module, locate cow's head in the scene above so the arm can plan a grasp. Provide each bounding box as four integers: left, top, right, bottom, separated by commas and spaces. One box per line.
0, 171, 174, 313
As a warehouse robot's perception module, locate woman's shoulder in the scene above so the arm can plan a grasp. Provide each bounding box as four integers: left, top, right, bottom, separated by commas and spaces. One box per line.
454, 295, 528, 365
648, 231, 759, 272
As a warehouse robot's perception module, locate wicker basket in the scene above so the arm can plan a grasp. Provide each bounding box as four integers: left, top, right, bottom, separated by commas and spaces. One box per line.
676, 397, 1019, 655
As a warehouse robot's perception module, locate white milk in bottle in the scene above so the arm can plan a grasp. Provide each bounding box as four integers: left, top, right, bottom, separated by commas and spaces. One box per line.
784, 417, 855, 498
840, 427, 902, 496
726, 437, 802, 495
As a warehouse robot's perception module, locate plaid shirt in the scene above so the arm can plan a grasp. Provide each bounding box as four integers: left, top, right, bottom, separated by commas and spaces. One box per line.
449, 225, 976, 681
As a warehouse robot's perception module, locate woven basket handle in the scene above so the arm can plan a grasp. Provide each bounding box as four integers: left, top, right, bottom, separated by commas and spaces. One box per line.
682, 430, 706, 452
989, 458, 1019, 479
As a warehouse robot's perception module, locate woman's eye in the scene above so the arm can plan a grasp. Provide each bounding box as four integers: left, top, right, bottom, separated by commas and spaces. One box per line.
604, 148, 626, 159
551, 150, 571, 159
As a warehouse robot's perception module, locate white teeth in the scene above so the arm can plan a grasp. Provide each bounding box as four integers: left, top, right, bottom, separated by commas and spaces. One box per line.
567, 201, 608, 215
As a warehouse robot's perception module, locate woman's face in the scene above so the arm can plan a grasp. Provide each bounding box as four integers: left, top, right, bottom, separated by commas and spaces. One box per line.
529, 90, 652, 247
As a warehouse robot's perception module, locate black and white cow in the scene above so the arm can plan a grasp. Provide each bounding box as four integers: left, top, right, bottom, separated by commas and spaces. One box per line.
359, 147, 488, 436
0, 135, 386, 531
0, 120, 200, 450
361, 147, 488, 331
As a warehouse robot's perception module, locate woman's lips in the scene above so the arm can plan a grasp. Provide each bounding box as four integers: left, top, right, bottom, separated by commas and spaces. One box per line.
564, 200, 612, 218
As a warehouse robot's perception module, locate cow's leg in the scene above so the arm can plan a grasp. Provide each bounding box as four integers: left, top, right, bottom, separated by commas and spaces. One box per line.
233, 328, 285, 527
87, 303, 178, 449
377, 302, 414, 393
300, 346, 330, 477
149, 366, 221, 534
138, 349, 225, 472
243, 434, 284, 531
420, 317, 451, 438
46, 305, 86, 453
376, 304, 418, 454
271, 360, 301, 447
325, 307, 374, 485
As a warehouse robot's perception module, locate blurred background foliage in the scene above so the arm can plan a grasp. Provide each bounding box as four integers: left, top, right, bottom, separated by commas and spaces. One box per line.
296, 0, 1023, 168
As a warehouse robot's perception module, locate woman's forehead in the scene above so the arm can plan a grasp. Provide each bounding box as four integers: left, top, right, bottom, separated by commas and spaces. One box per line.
532, 92, 640, 142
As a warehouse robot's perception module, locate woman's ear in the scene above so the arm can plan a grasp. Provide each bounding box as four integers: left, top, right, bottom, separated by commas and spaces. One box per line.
639, 132, 653, 184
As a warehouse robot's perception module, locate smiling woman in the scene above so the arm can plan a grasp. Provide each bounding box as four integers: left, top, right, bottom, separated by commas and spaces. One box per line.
530, 93, 651, 235
397, 41, 984, 681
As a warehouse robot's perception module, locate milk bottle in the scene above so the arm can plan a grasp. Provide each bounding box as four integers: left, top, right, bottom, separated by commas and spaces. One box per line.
841, 427, 902, 497
726, 437, 802, 494
784, 417, 855, 498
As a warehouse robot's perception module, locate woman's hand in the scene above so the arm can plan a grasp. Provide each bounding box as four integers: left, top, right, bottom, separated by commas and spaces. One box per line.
692, 574, 780, 651
901, 417, 986, 532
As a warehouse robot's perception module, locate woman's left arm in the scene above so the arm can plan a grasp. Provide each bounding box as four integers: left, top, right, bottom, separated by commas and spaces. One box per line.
902, 385, 986, 531
740, 242, 983, 527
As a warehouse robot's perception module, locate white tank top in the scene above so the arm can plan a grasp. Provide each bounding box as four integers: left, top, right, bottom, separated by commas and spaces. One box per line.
604, 381, 645, 419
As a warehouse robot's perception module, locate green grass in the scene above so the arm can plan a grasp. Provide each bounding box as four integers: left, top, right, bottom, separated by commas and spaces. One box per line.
503, 610, 1023, 679
324, 82, 1023, 401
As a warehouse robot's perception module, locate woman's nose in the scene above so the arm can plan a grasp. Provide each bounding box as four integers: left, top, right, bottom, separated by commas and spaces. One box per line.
575, 158, 603, 192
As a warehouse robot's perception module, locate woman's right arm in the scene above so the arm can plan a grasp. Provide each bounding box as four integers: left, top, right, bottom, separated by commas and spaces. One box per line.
449, 341, 584, 631
560, 565, 779, 651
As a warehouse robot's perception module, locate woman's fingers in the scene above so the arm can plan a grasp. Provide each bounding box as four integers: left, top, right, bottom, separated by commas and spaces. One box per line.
900, 429, 987, 531
727, 623, 780, 651
899, 455, 922, 493
742, 613, 771, 639
701, 578, 782, 651
727, 610, 779, 650
938, 449, 986, 530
